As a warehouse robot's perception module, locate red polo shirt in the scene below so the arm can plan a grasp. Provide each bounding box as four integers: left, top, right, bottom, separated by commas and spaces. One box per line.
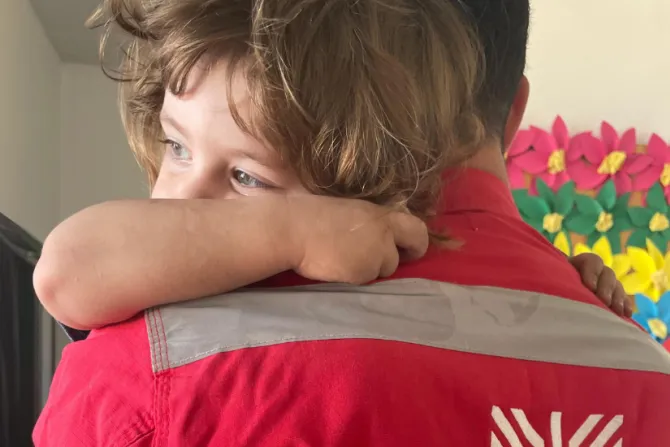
35, 168, 670, 446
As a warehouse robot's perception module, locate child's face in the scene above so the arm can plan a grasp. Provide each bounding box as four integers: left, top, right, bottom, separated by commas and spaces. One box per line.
151, 61, 307, 199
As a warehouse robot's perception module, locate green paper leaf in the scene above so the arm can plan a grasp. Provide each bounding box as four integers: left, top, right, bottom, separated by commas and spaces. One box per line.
628, 207, 654, 227
534, 178, 556, 210
512, 188, 528, 199
651, 233, 668, 253
512, 189, 529, 208
555, 181, 576, 215
647, 183, 669, 212
587, 231, 602, 247
574, 195, 603, 216
527, 219, 544, 234
606, 232, 623, 254
612, 192, 632, 215
596, 180, 617, 210
611, 214, 633, 233
565, 213, 597, 235
515, 194, 550, 219
627, 229, 649, 249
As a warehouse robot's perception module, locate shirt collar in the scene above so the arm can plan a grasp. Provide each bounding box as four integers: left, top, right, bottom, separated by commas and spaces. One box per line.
436, 168, 521, 219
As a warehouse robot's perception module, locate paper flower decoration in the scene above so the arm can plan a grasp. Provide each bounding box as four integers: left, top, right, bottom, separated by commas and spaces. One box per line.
514, 116, 577, 192
632, 293, 670, 343
567, 122, 650, 193
573, 236, 631, 281
621, 238, 670, 301
513, 180, 575, 243
633, 134, 670, 197
505, 129, 533, 189
563, 180, 632, 253
553, 232, 571, 256
627, 183, 670, 252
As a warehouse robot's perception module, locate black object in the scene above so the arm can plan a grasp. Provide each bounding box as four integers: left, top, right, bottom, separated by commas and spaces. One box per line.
0, 212, 43, 447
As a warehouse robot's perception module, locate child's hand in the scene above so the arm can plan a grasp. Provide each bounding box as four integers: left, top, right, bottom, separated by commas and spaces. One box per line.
569, 253, 633, 317
291, 196, 430, 285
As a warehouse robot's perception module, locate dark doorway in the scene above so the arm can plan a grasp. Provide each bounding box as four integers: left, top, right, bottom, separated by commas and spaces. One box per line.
0, 212, 43, 447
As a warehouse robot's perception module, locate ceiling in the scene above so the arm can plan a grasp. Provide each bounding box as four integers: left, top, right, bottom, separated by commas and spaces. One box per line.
30, 0, 104, 64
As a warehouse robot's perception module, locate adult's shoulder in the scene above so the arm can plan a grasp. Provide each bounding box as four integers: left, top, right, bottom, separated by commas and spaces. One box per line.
34, 314, 155, 447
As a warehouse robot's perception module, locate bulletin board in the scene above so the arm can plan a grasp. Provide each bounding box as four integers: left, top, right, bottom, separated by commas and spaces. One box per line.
508, 117, 670, 344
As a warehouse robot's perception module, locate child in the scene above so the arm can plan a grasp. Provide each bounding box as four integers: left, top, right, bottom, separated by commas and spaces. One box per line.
34, 63, 630, 330
34, 5, 630, 331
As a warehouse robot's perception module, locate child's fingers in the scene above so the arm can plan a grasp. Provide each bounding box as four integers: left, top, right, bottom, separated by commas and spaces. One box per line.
606, 283, 630, 317
570, 253, 604, 290
623, 293, 634, 318
595, 267, 616, 307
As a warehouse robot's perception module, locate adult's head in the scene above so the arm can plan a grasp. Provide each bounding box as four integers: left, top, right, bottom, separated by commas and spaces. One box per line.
90, 0, 530, 219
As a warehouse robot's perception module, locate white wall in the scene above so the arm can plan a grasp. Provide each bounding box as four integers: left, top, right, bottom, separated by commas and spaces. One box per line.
60, 64, 146, 220
0, 0, 61, 241
524, 0, 670, 141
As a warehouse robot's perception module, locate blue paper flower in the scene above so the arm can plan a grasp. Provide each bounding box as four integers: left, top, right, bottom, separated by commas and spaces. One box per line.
632, 293, 670, 343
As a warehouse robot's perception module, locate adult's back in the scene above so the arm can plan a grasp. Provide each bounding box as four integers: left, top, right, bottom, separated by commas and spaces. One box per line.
35, 169, 670, 446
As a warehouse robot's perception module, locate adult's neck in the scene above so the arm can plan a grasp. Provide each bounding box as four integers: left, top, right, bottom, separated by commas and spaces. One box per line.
462, 142, 510, 188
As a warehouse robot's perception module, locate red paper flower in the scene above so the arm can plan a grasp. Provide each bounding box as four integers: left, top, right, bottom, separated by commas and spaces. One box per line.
505, 129, 533, 189
633, 134, 670, 198
514, 116, 578, 191
567, 122, 650, 193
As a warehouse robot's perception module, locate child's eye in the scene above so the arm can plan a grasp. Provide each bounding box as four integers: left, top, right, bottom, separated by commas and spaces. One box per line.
232, 169, 271, 189
161, 139, 192, 161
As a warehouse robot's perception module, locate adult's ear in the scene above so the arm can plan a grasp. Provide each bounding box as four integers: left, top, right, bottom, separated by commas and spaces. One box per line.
503, 75, 530, 149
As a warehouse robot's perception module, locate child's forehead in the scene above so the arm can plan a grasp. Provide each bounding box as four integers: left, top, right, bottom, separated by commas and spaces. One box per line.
168, 59, 248, 110
160, 60, 286, 166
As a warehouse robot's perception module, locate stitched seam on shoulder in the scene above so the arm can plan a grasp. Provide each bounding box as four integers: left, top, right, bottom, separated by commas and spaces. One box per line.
145, 310, 158, 372
158, 311, 171, 443
146, 309, 168, 372
152, 372, 172, 447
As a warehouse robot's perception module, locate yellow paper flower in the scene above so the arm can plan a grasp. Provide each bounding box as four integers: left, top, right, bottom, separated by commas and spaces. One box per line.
553, 232, 571, 256
573, 236, 631, 281
621, 239, 670, 302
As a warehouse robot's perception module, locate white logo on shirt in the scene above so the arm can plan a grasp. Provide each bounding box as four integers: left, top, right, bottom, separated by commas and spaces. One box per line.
490, 406, 623, 446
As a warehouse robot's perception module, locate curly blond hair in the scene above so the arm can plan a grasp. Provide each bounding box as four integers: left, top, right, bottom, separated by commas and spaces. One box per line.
88, 0, 488, 222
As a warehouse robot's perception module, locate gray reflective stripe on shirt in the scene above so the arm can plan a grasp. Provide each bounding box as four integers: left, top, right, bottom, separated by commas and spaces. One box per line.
145, 279, 670, 374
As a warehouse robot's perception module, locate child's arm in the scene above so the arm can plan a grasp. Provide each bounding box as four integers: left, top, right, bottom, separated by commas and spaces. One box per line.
34, 196, 428, 330
569, 253, 632, 317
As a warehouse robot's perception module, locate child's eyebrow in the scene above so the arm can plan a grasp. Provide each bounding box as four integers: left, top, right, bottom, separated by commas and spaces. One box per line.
159, 112, 191, 140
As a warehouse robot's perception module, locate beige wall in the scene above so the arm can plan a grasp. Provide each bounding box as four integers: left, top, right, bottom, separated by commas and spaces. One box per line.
523, 0, 670, 140
59, 64, 146, 220
0, 0, 61, 241
0, 0, 62, 406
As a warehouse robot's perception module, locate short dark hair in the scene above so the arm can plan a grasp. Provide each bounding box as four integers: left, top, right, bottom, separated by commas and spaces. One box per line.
462, 0, 531, 137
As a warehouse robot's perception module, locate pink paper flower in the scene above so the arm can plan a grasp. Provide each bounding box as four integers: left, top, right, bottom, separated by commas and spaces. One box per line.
633, 134, 670, 198
566, 122, 650, 193
513, 116, 578, 191
505, 129, 533, 189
